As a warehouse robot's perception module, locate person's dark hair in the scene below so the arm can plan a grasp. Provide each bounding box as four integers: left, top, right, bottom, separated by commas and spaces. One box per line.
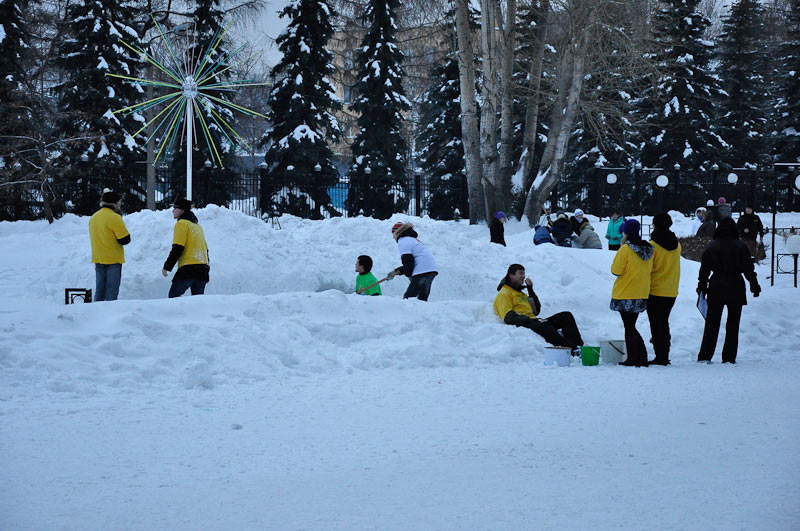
506, 263, 524, 278
357, 255, 373, 273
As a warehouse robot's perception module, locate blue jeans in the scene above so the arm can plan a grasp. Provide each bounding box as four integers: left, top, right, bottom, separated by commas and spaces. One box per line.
169, 278, 207, 298
95, 263, 122, 301
403, 272, 437, 301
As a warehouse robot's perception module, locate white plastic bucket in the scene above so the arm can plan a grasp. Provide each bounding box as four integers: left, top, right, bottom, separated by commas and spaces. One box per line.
600, 339, 626, 364
544, 346, 571, 367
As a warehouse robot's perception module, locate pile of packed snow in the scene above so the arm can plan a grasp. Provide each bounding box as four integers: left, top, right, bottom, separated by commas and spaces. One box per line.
1, 207, 799, 530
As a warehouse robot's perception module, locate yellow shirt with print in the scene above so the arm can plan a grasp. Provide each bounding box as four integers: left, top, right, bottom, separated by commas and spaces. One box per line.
494, 284, 537, 320
173, 219, 209, 269
89, 207, 129, 264
611, 244, 653, 300
649, 240, 681, 297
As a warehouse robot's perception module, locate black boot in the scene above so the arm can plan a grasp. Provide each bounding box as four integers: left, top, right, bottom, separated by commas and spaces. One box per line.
621, 335, 648, 367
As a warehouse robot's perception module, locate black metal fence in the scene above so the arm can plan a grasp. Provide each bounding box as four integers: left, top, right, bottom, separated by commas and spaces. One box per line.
2, 165, 797, 221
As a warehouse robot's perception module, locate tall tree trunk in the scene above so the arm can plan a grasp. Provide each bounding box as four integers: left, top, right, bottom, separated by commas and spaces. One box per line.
522, 29, 590, 224
454, 0, 486, 223
520, 0, 550, 197
497, 0, 517, 214
480, 0, 500, 223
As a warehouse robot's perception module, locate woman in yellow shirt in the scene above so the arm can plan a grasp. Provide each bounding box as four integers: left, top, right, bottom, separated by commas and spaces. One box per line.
610, 219, 653, 366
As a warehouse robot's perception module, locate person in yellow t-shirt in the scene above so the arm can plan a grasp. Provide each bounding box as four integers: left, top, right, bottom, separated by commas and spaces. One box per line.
647, 213, 681, 365
161, 198, 209, 298
88, 189, 130, 301
610, 219, 653, 366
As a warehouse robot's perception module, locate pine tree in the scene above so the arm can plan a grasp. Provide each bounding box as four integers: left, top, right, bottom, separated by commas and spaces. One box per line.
346, 0, 410, 219
637, 0, 725, 173
0, 0, 38, 220
417, 50, 469, 220
715, 0, 769, 169
774, 0, 800, 164
53, 0, 145, 215
261, 0, 341, 219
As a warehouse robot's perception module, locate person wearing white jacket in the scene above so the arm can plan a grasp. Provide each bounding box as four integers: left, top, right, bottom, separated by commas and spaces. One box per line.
388, 222, 438, 301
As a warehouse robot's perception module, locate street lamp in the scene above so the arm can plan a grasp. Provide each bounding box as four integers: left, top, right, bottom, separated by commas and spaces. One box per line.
204, 159, 212, 168
711, 163, 719, 171
656, 175, 669, 188
606, 173, 617, 184
673, 163, 680, 170
314, 163, 322, 172
727, 172, 738, 184
364, 166, 371, 175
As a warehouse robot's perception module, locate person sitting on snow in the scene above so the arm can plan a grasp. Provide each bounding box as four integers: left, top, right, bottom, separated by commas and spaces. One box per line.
387, 221, 438, 301
576, 219, 603, 249
494, 263, 584, 353
533, 224, 555, 245
551, 211, 573, 247
570, 208, 586, 237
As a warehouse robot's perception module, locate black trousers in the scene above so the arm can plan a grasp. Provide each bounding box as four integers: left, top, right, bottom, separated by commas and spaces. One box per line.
529, 312, 584, 348
403, 272, 437, 301
698, 301, 743, 363
647, 295, 676, 363
620, 311, 648, 366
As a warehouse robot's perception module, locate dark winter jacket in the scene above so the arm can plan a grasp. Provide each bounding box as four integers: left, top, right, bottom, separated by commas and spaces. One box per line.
736, 213, 764, 241
570, 216, 584, 237
696, 220, 716, 238
490, 218, 506, 246
715, 203, 732, 223
650, 226, 679, 252
533, 225, 554, 245
551, 218, 573, 245
698, 219, 759, 305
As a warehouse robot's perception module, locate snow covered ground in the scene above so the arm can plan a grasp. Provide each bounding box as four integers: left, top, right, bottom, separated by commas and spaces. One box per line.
1, 208, 799, 530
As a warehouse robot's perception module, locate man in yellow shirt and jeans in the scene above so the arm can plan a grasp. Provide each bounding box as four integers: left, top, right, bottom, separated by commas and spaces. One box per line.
88, 189, 130, 301
161, 198, 210, 297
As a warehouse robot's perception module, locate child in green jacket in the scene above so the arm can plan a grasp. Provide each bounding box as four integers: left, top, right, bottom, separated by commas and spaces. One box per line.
606, 210, 625, 251
355, 255, 382, 295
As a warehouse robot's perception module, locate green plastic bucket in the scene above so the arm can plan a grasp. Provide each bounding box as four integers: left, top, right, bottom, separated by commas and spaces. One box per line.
580, 346, 600, 366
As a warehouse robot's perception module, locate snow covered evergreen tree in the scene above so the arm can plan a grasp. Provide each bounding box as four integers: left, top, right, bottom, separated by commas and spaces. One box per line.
417, 49, 468, 220
345, 0, 410, 219
261, 0, 341, 219
714, 0, 769, 169
0, 0, 37, 219
53, 0, 145, 215
774, 0, 800, 164
636, 0, 725, 173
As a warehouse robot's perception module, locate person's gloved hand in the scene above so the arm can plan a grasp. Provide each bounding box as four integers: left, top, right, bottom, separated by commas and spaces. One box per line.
161, 269, 169, 277
386, 270, 397, 280
751, 284, 761, 297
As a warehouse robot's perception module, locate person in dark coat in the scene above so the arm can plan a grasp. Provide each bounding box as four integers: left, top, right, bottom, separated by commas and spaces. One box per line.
736, 206, 765, 257
570, 208, 585, 236
551, 211, 573, 247
715, 196, 732, 223
697, 218, 760, 364
533, 224, 555, 245
490, 211, 507, 246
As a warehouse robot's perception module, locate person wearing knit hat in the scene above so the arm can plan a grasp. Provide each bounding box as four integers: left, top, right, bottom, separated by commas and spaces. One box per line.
388, 221, 438, 301
570, 208, 585, 237
696, 217, 761, 364
715, 196, 732, 224
490, 211, 507, 246
162, 198, 210, 297
647, 213, 681, 365
610, 218, 654, 366
88, 188, 130, 301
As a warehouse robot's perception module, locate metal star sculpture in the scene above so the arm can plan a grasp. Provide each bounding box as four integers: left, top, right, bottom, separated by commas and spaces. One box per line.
108, 16, 268, 200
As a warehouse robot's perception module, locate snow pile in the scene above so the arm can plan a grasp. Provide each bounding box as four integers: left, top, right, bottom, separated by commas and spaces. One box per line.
1, 207, 799, 530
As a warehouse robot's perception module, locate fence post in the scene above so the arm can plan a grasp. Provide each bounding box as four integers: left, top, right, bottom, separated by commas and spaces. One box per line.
414, 168, 421, 217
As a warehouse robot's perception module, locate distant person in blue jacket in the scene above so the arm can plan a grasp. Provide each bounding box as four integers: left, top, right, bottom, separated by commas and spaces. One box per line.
533, 224, 554, 245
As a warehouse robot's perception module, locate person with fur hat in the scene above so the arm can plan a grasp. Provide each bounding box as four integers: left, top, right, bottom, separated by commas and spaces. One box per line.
647, 213, 681, 365
570, 208, 585, 237
576, 219, 602, 249
697, 217, 760, 364
610, 218, 654, 366
551, 211, 573, 247
388, 221, 438, 301
162, 198, 210, 297
494, 264, 584, 352
88, 188, 130, 301
490, 211, 507, 246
